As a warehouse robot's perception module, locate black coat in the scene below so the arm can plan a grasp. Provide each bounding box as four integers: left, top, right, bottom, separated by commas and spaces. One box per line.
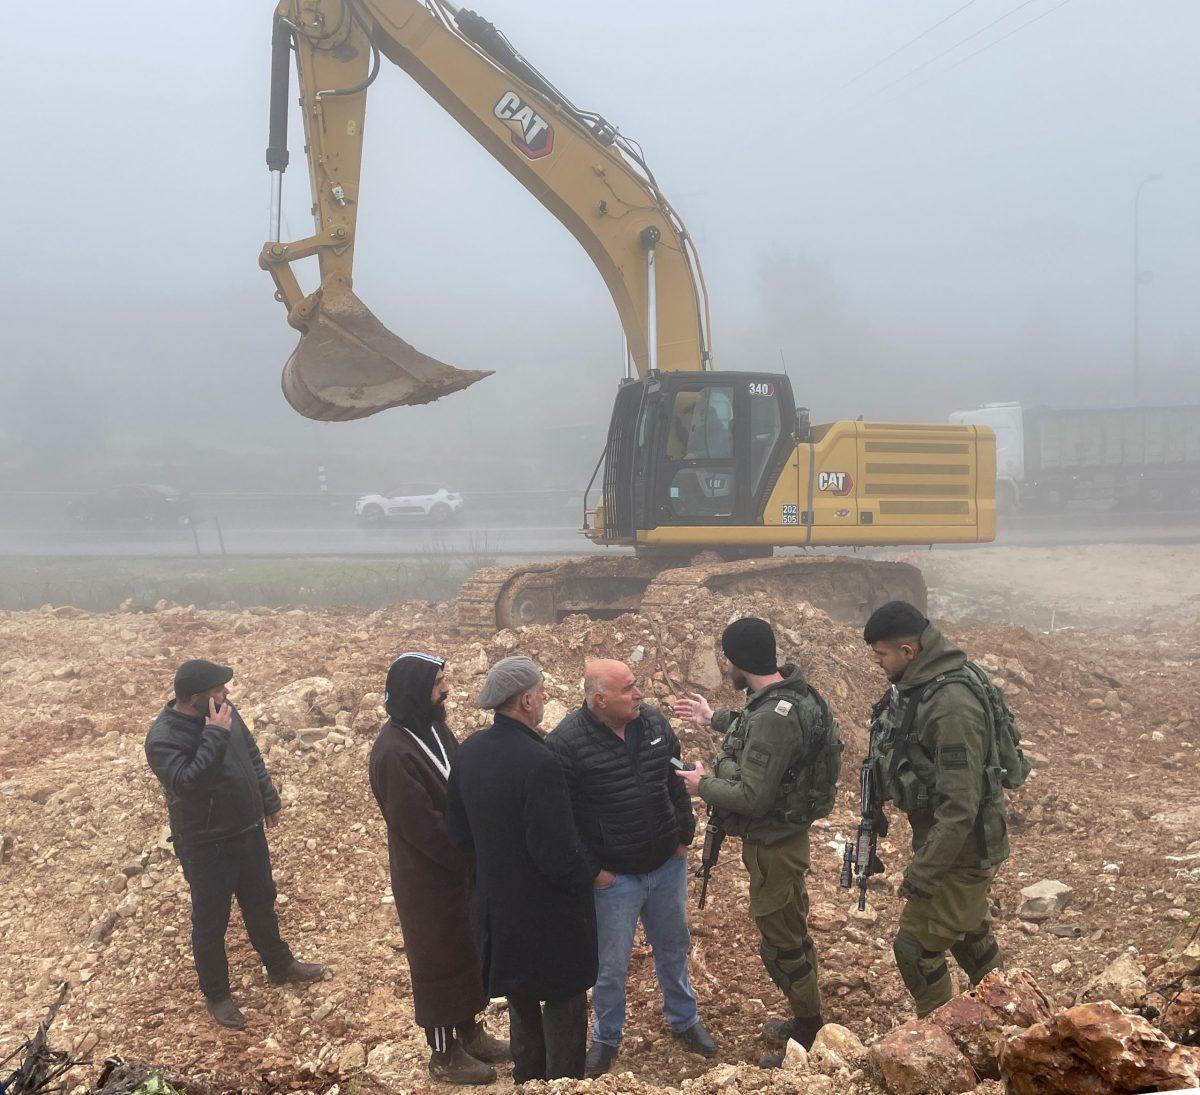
369, 719, 488, 1029
145, 702, 281, 846
545, 704, 696, 876
445, 714, 597, 1002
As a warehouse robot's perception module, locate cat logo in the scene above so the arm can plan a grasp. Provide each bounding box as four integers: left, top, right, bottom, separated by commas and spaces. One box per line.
817, 471, 853, 496
493, 91, 555, 159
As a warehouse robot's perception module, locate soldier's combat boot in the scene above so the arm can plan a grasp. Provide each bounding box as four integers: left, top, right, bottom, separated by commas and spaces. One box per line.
894, 933, 953, 1017
951, 928, 1002, 985
761, 1017, 794, 1045
760, 1014, 823, 1067
460, 1020, 511, 1064
428, 1041, 496, 1086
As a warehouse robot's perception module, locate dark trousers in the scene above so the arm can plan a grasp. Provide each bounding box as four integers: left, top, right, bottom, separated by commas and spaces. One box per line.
175, 825, 293, 1002
507, 992, 588, 1084
425, 1019, 479, 1052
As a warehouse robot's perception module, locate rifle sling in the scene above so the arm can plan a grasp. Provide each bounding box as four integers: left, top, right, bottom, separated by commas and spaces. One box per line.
888, 684, 926, 787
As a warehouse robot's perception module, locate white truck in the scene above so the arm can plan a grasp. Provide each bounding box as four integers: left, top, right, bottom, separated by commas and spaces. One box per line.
949, 401, 1200, 510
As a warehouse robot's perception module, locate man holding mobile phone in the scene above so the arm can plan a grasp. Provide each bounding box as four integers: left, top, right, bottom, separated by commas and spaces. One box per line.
145, 659, 325, 1029
545, 660, 715, 1077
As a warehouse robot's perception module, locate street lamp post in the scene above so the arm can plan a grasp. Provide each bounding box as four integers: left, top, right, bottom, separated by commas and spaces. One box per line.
1133, 173, 1163, 403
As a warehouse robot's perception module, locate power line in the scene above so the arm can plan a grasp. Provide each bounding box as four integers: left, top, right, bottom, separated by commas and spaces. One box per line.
940, 0, 1076, 78
822, 0, 986, 100
875, 0, 1077, 107
850, 0, 1046, 107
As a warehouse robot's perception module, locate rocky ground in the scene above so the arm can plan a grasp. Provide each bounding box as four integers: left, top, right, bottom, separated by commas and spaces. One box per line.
1, 545, 1199, 1093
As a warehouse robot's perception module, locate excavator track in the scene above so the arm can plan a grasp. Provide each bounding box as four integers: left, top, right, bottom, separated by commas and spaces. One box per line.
455, 554, 926, 636
455, 562, 564, 636
455, 557, 663, 637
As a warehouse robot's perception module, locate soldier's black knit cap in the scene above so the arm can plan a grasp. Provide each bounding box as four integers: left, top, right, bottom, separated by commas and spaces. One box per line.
721, 617, 778, 675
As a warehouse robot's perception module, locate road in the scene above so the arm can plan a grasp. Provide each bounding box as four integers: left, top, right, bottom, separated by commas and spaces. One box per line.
0, 520, 595, 558
3, 493, 1199, 557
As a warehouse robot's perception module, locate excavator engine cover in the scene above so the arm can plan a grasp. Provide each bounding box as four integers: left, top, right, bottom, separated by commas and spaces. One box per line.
281, 287, 492, 421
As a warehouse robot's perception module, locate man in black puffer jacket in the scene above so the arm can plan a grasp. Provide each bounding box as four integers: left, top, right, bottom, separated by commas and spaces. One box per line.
145, 659, 325, 1030
546, 659, 717, 1077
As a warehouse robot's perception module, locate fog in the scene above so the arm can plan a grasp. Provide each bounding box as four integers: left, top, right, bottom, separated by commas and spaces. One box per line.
4, 0, 1199, 494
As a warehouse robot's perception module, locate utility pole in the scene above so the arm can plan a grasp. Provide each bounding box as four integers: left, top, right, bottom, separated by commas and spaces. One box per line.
1133, 173, 1163, 403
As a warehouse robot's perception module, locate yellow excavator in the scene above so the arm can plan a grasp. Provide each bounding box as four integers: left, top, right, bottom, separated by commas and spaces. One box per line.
261, 0, 996, 632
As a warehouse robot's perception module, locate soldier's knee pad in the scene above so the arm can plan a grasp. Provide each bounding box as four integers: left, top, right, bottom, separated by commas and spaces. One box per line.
951, 928, 1001, 984
893, 933, 952, 1016
760, 936, 818, 994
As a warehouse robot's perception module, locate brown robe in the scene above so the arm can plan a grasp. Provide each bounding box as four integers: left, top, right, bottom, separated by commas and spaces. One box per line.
369, 719, 488, 1028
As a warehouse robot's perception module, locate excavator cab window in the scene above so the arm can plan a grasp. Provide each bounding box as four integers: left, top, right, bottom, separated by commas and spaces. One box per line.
598, 373, 794, 537
662, 386, 738, 519
750, 394, 783, 496
646, 373, 793, 527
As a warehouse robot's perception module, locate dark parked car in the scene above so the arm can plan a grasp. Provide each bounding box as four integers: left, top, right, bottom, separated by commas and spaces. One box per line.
68, 485, 194, 526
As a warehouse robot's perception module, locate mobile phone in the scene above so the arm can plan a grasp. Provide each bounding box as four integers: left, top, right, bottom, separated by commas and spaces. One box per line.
670, 757, 688, 770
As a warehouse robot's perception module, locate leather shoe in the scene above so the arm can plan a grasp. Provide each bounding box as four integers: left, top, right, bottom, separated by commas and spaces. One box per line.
206, 997, 246, 1030
268, 959, 327, 987
674, 1021, 718, 1058
460, 1021, 511, 1064
584, 1040, 618, 1078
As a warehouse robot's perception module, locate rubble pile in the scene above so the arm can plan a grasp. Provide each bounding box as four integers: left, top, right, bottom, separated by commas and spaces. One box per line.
1, 589, 1199, 1093
1000, 1000, 1200, 1094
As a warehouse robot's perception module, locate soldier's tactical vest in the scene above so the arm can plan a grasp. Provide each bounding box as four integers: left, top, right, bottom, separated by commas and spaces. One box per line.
715, 684, 842, 834
867, 662, 1027, 869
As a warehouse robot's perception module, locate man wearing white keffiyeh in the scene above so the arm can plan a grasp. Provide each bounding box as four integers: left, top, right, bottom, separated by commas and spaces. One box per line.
369, 652, 510, 1086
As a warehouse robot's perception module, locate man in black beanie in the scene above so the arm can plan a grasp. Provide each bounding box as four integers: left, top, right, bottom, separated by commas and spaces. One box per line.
369, 653, 510, 1085
675, 618, 842, 1064
861, 602, 1014, 1018
145, 660, 325, 1030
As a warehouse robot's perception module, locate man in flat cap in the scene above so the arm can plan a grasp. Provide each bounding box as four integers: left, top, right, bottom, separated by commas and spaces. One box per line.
369, 652, 509, 1085
446, 657, 598, 1084
675, 619, 842, 1063
145, 659, 325, 1029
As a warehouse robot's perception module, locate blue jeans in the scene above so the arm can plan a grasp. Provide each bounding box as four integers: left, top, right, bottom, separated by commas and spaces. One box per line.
591, 854, 699, 1046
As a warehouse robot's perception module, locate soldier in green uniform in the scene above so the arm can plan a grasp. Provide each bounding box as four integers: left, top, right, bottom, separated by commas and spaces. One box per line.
862, 601, 1011, 1017
675, 618, 841, 1063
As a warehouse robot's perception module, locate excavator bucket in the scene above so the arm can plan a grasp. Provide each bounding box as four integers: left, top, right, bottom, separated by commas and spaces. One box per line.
281, 287, 492, 421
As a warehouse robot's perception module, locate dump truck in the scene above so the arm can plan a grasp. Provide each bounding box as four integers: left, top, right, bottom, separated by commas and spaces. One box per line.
950, 401, 1200, 510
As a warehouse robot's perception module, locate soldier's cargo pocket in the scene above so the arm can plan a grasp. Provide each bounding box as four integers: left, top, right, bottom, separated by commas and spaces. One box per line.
743, 836, 808, 918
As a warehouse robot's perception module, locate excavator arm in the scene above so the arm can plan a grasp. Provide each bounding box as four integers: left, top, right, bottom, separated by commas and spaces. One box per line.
262, 0, 712, 421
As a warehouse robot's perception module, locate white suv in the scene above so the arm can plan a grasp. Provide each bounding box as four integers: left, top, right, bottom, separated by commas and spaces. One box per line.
355, 484, 464, 525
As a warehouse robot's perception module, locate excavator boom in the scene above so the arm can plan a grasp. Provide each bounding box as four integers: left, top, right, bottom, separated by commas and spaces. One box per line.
261, 1, 996, 633
263, 0, 711, 420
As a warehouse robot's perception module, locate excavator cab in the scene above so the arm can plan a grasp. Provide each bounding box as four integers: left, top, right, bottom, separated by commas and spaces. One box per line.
592, 372, 796, 544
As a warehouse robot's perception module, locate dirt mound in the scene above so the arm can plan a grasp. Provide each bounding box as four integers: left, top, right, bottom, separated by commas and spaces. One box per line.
1, 589, 1198, 1093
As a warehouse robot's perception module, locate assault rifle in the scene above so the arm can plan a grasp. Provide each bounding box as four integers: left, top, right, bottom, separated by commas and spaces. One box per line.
840, 757, 885, 911
695, 807, 725, 909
